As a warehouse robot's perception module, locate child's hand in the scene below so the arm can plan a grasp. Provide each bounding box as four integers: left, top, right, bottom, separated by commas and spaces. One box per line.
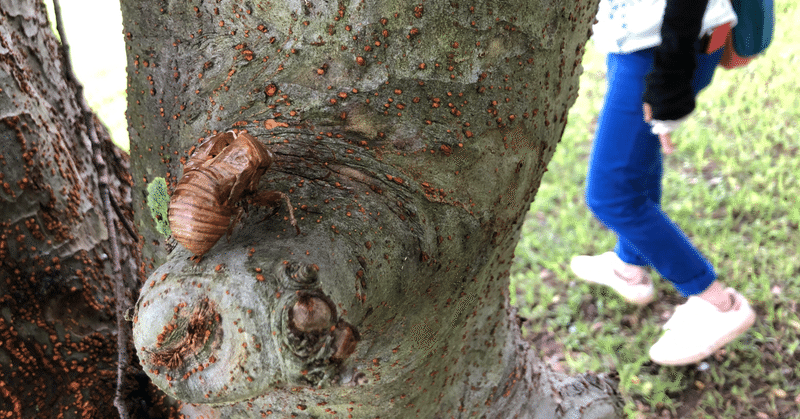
643, 103, 677, 155
657, 131, 674, 155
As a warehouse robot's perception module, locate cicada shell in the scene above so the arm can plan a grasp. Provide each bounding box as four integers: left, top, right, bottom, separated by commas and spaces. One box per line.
168, 131, 275, 256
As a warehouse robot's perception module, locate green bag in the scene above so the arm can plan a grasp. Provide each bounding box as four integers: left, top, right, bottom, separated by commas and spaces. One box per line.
730, 0, 775, 57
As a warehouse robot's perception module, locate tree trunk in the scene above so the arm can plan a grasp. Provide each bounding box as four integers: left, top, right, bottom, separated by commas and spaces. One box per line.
124, 0, 623, 418
0, 1, 170, 417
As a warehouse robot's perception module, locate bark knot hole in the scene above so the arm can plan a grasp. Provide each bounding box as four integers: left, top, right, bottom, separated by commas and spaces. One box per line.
281, 261, 320, 288
149, 299, 217, 370
290, 294, 335, 333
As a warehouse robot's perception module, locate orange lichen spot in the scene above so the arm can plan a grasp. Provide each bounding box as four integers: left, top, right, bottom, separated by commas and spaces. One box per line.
265, 119, 289, 130
440, 145, 453, 156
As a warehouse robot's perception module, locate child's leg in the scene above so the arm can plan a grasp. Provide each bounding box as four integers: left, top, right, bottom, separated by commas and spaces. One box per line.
585, 48, 722, 297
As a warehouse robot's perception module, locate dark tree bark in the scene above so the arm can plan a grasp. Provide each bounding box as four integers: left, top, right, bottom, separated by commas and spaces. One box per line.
124, 0, 623, 418
0, 1, 168, 418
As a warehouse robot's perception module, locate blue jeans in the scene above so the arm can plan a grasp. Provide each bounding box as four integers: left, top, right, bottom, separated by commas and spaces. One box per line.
585, 47, 723, 297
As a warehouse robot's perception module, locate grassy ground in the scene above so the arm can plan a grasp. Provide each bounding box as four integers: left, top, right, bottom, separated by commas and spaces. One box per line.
510, 1, 800, 418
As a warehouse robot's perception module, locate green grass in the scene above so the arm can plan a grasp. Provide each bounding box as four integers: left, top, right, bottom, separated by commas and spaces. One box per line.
511, 1, 800, 418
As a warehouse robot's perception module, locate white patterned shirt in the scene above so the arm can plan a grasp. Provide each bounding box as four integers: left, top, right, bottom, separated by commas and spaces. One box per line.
593, 0, 738, 54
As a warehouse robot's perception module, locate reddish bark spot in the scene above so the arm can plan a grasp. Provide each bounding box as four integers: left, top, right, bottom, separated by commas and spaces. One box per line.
440, 145, 452, 156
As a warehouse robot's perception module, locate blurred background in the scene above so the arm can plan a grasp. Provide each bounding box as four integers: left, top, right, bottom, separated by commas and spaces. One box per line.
44, 0, 128, 150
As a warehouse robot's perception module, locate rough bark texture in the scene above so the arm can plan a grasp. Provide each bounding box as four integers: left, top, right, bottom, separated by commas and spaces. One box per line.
0, 1, 172, 417
124, 0, 623, 418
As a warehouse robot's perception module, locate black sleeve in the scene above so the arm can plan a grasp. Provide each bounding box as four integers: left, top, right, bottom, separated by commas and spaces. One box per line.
642, 0, 709, 121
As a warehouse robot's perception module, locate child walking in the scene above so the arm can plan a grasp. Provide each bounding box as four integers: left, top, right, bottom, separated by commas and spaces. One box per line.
570, 0, 756, 365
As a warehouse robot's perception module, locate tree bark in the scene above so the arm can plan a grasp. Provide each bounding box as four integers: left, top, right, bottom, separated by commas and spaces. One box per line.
124, 0, 623, 418
0, 1, 172, 417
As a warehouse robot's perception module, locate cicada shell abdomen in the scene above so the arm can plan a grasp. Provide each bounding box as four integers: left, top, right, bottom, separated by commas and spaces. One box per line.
168, 169, 235, 256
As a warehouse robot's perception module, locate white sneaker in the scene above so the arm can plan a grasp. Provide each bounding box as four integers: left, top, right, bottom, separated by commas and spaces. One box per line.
649, 288, 756, 366
570, 252, 655, 306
